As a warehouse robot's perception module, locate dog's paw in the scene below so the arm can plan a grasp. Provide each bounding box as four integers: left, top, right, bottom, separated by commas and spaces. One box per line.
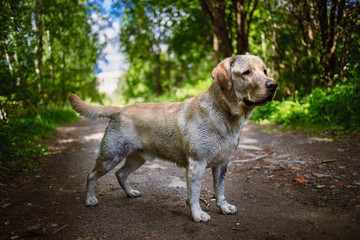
85, 196, 99, 206
193, 211, 211, 223
127, 189, 141, 198
220, 202, 237, 215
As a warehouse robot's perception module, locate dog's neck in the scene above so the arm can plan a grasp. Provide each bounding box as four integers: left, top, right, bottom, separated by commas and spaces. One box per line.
206, 83, 253, 120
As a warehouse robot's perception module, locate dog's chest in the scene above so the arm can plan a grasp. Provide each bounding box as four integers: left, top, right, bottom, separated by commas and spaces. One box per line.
221, 117, 245, 154
203, 116, 246, 167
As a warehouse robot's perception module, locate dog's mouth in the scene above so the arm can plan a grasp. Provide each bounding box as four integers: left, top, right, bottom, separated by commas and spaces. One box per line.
243, 94, 274, 107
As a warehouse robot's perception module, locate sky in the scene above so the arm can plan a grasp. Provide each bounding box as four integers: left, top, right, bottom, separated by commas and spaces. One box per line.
93, 0, 126, 73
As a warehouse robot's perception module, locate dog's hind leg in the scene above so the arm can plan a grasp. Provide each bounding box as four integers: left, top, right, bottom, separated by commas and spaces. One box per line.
115, 151, 146, 198
85, 154, 124, 206
85, 126, 137, 206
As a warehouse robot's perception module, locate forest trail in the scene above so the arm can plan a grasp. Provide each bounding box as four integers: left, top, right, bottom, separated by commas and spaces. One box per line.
1, 119, 360, 240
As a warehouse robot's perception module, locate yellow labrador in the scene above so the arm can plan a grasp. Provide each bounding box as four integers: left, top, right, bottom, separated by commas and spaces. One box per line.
69, 54, 277, 222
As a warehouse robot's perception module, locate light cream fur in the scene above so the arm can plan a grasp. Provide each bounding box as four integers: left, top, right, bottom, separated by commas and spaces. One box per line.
69, 54, 277, 222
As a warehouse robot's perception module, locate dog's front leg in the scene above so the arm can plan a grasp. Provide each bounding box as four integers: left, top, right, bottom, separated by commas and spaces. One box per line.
186, 158, 210, 222
212, 163, 238, 215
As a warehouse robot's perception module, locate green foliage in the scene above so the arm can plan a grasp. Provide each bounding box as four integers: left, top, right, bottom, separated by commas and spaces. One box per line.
115, 0, 360, 134
0, 108, 80, 180
125, 77, 213, 104
115, 0, 359, 108
0, 0, 104, 179
116, 0, 214, 102
251, 81, 360, 131
1, 0, 103, 116
0, 0, 109, 180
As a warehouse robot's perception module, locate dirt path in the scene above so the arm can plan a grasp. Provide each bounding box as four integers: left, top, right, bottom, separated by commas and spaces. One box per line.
1, 119, 360, 240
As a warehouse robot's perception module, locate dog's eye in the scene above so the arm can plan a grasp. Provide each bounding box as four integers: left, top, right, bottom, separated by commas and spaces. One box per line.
264, 69, 267, 75
243, 70, 251, 75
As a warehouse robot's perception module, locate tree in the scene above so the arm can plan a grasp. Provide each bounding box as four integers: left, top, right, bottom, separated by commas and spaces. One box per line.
249, 0, 360, 96
282, 0, 348, 86
201, 0, 258, 62
0, 0, 104, 117
115, 0, 359, 101
34, 0, 44, 104
339, 1, 360, 81
116, 0, 213, 100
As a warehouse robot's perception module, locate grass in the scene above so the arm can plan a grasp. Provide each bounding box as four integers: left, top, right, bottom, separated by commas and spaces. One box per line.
0, 107, 80, 180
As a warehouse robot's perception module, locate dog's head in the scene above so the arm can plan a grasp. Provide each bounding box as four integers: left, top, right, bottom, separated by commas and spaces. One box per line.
212, 54, 277, 107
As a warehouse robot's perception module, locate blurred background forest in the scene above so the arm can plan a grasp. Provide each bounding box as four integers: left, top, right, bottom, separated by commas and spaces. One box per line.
0, 0, 359, 178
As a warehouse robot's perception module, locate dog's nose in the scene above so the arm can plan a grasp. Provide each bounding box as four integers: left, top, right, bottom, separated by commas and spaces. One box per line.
265, 80, 277, 91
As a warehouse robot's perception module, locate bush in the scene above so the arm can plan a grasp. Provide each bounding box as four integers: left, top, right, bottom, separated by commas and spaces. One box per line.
251, 82, 360, 131
0, 107, 80, 180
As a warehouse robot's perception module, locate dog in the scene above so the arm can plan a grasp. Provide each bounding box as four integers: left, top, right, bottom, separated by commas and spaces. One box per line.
68, 54, 277, 222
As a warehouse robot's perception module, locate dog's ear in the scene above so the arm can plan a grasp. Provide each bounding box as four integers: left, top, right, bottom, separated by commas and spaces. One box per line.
211, 57, 233, 91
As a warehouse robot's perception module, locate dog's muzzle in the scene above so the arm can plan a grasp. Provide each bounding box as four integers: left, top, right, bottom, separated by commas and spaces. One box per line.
244, 80, 277, 107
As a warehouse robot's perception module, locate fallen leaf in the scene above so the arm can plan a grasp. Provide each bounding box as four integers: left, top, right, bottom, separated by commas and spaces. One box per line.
334, 181, 345, 186
293, 177, 307, 183
2, 203, 11, 208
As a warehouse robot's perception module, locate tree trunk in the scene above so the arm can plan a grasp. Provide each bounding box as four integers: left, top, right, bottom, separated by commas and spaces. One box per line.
213, 33, 221, 64
61, 51, 67, 106
286, 0, 345, 87
153, 53, 163, 95
201, 0, 257, 58
34, 0, 43, 105
317, 0, 345, 85
201, 0, 233, 57
235, 0, 249, 54
213, 0, 233, 57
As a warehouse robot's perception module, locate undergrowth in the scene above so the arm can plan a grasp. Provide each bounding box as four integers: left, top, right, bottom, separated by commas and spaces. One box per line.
251, 82, 360, 132
0, 107, 80, 180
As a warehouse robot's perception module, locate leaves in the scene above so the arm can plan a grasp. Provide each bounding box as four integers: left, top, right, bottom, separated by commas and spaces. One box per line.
293, 177, 307, 183
1, 0, 103, 114
251, 81, 360, 131
115, 0, 214, 102
114, 0, 360, 107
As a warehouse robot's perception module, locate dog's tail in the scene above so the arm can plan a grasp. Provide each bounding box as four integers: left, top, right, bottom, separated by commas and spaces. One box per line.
68, 94, 121, 120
